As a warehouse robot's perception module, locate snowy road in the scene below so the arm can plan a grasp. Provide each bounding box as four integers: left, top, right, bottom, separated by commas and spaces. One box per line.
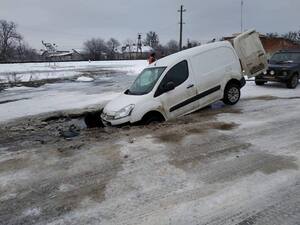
0, 79, 300, 224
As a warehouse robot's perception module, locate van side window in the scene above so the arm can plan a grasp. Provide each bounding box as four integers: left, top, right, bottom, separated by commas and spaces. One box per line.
154, 60, 189, 97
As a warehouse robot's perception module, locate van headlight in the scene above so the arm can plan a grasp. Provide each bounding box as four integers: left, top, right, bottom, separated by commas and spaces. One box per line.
114, 104, 135, 119
270, 70, 275, 75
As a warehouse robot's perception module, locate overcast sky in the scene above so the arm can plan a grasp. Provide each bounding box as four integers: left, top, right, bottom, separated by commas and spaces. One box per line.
1, 0, 300, 50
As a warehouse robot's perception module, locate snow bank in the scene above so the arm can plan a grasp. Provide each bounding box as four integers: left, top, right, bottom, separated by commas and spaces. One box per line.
0, 60, 147, 83
0, 91, 119, 123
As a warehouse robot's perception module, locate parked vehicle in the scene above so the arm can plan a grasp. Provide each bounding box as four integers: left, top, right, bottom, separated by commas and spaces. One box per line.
255, 50, 300, 88
101, 30, 267, 126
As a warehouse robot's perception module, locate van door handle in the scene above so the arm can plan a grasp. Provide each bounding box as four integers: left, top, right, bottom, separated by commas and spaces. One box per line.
187, 84, 194, 89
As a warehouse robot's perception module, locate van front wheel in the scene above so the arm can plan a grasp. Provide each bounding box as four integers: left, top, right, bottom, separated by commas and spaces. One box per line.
223, 83, 241, 105
141, 111, 165, 125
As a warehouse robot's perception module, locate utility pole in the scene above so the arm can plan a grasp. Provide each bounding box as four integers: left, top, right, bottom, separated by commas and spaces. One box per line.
178, 5, 186, 51
137, 33, 142, 54
241, 0, 244, 33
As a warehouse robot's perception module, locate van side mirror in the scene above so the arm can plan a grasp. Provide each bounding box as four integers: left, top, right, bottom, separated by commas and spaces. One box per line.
164, 81, 175, 92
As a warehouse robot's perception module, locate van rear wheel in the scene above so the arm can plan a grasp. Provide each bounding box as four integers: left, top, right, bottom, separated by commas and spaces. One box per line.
223, 83, 241, 105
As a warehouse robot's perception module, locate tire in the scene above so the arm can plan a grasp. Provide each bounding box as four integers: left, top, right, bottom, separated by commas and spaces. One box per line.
223, 83, 241, 105
144, 116, 161, 125
141, 113, 164, 125
286, 74, 299, 89
84, 111, 104, 128
255, 80, 266, 86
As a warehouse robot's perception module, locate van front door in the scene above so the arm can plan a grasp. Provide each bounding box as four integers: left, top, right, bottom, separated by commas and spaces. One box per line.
154, 60, 197, 119
233, 29, 268, 77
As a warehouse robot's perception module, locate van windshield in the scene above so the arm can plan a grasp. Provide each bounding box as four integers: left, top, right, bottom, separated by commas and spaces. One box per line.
126, 67, 166, 95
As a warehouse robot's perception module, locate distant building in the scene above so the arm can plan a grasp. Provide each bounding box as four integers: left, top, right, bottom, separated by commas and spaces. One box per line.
223, 33, 300, 57
115, 33, 154, 59
40, 41, 84, 61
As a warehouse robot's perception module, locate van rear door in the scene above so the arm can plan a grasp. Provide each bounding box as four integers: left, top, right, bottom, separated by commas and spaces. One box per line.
233, 29, 267, 77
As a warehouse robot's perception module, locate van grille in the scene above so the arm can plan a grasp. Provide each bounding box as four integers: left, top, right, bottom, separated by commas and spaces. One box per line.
101, 113, 115, 121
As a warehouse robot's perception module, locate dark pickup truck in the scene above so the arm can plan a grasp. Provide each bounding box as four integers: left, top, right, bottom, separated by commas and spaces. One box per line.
255, 50, 300, 89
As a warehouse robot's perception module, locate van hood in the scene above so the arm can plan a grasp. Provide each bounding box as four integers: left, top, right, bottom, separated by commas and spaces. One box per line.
103, 92, 145, 113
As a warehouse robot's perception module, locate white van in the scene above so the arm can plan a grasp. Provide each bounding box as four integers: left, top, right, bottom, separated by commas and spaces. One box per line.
101, 30, 267, 126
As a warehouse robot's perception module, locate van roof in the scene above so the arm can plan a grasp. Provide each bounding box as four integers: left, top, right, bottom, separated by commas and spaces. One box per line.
152, 41, 233, 68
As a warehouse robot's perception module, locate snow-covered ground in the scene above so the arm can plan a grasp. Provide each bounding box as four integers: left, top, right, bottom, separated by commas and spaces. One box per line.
1, 79, 300, 225
2, 60, 297, 125
0, 60, 147, 83
0, 74, 299, 124
0, 60, 148, 123
1, 61, 300, 225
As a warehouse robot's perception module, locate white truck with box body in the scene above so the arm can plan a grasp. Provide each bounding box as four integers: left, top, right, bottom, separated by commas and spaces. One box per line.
101, 30, 267, 126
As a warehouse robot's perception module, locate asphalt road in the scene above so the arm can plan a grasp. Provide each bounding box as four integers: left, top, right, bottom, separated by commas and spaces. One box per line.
0, 82, 300, 225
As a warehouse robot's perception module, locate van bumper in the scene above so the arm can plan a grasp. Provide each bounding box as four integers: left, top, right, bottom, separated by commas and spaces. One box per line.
101, 116, 131, 126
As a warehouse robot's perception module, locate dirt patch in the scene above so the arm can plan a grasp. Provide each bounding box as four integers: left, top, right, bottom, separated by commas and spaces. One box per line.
152, 102, 241, 144
187, 122, 238, 133
199, 153, 299, 184
244, 95, 300, 101
170, 141, 251, 170
158, 132, 185, 143
258, 154, 299, 174
156, 122, 238, 144
0, 157, 30, 172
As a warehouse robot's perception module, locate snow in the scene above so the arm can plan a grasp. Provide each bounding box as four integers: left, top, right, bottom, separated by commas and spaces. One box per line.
22, 208, 41, 217
5, 86, 34, 91
0, 60, 147, 83
0, 60, 147, 74
0, 90, 119, 123
242, 81, 300, 98
76, 76, 94, 82
0, 60, 148, 123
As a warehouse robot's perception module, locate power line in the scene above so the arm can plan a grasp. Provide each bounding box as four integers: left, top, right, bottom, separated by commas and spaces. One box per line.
178, 5, 186, 51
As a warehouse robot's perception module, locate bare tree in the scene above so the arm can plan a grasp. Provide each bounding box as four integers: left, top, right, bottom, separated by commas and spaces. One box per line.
107, 38, 120, 59
265, 31, 300, 42
282, 31, 300, 42
0, 20, 22, 61
15, 41, 39, 61
165, 40, 179, 55
265, 32, 280, 38
83, 38, 108, 60
144, 31, 159, 49
186, 39, 200, 49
